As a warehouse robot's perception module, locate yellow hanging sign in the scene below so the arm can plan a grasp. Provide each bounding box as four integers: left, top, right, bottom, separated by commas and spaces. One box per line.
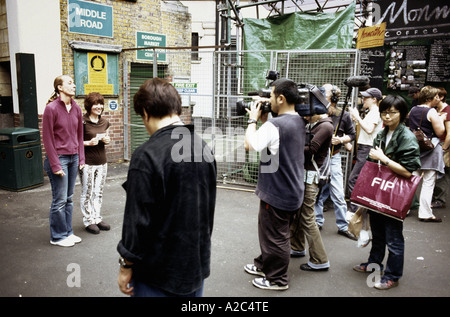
356, 23, 386, 49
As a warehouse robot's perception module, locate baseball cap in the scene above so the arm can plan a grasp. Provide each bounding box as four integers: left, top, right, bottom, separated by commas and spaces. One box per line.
360, 88, 383, 100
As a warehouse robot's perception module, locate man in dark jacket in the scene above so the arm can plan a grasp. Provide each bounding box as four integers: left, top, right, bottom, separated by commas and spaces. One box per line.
117, 78, 217, 297
290, 101, 333, 272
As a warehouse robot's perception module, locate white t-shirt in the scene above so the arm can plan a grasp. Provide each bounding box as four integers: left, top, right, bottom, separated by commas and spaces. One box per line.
246, 121, 280, 155
358, 107, 383, 146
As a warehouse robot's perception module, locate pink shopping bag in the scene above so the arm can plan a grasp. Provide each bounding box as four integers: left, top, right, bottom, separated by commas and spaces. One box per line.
350, 161, 421, 221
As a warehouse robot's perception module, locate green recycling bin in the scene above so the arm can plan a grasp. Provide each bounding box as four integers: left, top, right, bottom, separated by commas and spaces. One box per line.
0, 127, 43, 191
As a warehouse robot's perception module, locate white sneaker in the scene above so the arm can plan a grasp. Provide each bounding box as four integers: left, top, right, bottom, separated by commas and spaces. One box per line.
67, 234, 82, 244
50, 237, 75, 247
244, 264, 265, 277
252, 277, 289, 291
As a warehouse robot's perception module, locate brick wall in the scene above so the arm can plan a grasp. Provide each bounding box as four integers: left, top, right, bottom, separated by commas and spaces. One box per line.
57, 0, 191, 163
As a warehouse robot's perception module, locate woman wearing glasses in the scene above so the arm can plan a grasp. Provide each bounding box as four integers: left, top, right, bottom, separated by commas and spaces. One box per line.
80, 92, 111, 234
353, 95, 421, 290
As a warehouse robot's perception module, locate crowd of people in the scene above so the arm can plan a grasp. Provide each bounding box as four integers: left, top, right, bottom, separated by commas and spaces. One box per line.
41, 74, 448, 297
243, 81, 448, 292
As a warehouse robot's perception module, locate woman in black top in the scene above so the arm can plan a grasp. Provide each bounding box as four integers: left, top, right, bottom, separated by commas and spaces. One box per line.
80, 92, 111, 234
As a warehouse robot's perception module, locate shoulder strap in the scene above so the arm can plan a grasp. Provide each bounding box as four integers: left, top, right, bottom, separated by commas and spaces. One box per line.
418, 107, 427, 128
311, 148, 331, 178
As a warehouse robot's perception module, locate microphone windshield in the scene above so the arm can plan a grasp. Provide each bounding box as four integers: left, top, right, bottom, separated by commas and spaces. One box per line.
344, 76, 370, 87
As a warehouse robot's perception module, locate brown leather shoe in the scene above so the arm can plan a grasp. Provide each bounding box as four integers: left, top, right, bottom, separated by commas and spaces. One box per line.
419, 217, 442, 223
97, 221, 111, 231
86, 224, 100, 234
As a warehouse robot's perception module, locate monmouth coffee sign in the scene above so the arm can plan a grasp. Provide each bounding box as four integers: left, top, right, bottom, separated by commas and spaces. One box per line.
68, 0, 113, 38
373, 0, 450, 40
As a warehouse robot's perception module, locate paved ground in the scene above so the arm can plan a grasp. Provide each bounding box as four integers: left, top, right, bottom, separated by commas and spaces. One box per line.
1, 162, 449, 301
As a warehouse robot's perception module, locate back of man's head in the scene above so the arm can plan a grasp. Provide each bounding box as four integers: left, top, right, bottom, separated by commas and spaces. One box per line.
271, 78, 299, 105
134, 77, 182, 118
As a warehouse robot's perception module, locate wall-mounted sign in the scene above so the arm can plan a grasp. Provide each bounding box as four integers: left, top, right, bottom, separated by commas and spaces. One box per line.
136, 31, 167, 62
74, 50, 119, 97
173, 82, 198, 94
374, 0, 450, 41
84, 52, 114, 95
387, 44, 428, 90
360, 48, 386, 91
108, 100, 119, 111
68, 0, 113, 38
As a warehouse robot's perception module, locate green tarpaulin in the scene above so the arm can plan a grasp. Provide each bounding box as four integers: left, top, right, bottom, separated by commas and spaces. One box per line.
243, 2, 355, 50
241, 2, 355, 91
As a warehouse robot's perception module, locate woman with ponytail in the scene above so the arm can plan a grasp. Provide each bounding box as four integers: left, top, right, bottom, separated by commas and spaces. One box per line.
42, 75, 85, 247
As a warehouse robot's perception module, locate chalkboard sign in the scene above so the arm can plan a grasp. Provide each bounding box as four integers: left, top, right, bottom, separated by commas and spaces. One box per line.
427, 39, 450, 82
360, 48, 385, 90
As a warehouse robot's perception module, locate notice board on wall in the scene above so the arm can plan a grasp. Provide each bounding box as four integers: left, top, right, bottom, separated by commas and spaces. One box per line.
73, 50, 119, 97
385, 38, 450, 92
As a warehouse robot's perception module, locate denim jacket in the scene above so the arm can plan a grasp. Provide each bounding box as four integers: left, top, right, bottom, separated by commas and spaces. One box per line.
370, 123, 421, 173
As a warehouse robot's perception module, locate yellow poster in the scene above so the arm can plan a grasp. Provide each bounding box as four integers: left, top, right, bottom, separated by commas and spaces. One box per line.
85, 52, 114, 95
356, 23, 386, 49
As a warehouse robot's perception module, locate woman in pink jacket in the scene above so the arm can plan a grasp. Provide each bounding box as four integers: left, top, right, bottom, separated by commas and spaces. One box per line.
42, 75, 85, 247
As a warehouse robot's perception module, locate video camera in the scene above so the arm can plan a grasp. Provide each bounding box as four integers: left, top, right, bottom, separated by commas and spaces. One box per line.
236, 70, 279, 116
236, 70, 329, 117
295, 84, 329, 117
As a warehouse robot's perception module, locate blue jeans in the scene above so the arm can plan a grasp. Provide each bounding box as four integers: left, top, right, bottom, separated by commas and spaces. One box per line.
365, 211, 404, 282
44, 155, 79, 242
131, 280, 204, 297
315, 153, 349, 231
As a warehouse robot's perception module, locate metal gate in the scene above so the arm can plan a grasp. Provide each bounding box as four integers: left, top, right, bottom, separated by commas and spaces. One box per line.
123, 48, 360, 188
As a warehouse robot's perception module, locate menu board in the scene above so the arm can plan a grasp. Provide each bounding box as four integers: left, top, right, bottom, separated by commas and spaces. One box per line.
427, 39, 450, 82
360, 48, 385, 90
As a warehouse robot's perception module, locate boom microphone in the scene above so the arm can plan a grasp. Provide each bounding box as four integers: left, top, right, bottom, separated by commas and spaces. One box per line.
344, 76, 370, 88
247, 91, 259, 96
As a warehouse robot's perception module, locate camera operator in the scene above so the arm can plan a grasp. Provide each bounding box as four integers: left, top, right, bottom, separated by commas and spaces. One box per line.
290, 94, 333, 272
243, 78, 305, 291
314, 84, 357, 240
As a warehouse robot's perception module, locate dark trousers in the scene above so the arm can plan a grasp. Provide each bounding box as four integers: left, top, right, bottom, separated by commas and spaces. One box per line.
348, 144, 372, 213
254, 200, 297, 286
367, 211, 404, 282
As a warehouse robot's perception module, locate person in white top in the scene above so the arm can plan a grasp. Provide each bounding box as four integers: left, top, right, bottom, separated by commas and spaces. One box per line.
347, 88, 384, 214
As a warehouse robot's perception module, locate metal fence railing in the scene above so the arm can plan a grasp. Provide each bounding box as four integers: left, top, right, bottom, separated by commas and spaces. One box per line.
123, 49, 361, 190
